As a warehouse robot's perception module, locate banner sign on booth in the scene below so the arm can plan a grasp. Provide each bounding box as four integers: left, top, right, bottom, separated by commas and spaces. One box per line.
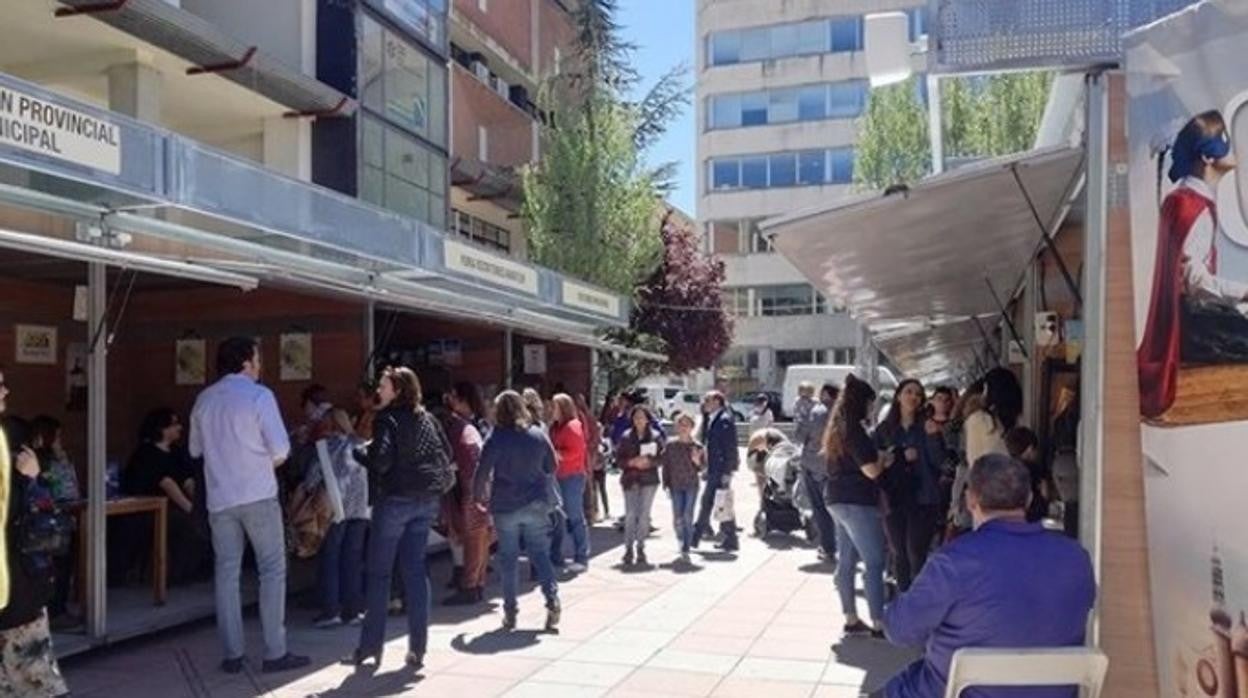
0, 84, 120, 175
443, 239, 539, 295
561, 279, 622, 318
1126, 2, 1248, 695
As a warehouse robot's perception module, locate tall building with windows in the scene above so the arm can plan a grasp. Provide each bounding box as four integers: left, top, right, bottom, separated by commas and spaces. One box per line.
696, 0, 926, 394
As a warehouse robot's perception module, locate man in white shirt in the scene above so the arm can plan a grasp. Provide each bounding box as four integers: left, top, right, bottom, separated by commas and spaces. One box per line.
189, 337, 308, 675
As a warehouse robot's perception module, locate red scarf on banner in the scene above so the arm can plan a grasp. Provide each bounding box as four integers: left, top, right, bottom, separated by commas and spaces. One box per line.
1138, 186, 1216, 418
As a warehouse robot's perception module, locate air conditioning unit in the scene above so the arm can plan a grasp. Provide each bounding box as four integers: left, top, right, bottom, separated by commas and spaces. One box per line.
492, 75, 509, 98
472, 60, 489, 82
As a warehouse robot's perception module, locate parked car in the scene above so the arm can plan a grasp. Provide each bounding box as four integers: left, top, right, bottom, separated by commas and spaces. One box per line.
731, 390, 786, 423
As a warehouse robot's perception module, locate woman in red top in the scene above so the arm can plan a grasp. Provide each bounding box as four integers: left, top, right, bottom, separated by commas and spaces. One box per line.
548, 394, 590, 573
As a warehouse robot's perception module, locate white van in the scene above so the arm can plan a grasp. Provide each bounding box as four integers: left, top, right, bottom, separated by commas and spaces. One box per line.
780, 364, 899, 416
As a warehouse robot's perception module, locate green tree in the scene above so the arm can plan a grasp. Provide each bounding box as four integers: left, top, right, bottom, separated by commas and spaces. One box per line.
853, 76, 931, 190
854, 72, 1055, 190
521, 0, 689, 295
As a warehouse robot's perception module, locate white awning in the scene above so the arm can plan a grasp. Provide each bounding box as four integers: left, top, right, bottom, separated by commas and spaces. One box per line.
765, 146, 1084, 383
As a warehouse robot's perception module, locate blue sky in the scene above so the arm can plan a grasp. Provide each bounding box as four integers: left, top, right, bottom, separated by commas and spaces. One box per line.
618, 0, 697, 216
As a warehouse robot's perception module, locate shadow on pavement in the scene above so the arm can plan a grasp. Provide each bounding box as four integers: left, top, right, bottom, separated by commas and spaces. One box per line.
315, 664, 426, 698
450, 628, 545, 655
831, 637, 920, 694
798, 560, 838, 575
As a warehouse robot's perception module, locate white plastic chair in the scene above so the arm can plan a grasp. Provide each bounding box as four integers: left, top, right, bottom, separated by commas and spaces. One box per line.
944, 647, 1109, 698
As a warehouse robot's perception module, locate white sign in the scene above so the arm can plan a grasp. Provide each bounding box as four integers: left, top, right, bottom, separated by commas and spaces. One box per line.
0, 86, 120, 175
444, 239, 538, 295
15, 324, 57, 365
561, 279, 621, 318
523, 344, 547, 375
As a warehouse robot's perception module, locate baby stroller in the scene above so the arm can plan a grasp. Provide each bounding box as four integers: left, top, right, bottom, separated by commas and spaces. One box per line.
752, 441, 818, 540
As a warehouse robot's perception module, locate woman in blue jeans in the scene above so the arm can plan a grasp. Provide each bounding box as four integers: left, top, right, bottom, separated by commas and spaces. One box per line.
821, 374, 890, 639
352, 367, 456, 670
473, 390, 562, 632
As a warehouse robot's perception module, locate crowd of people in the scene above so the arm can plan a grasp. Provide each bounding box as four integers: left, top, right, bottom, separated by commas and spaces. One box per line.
0, 337, 1096, 697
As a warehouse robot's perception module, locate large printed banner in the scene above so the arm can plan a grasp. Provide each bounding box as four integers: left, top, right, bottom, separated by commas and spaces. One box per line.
1127, 2, 1248, 696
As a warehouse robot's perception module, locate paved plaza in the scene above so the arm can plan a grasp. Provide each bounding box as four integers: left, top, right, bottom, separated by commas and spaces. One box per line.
60, 472, 916, 697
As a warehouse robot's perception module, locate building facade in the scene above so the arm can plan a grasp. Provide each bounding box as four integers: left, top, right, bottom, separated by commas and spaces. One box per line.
696, 0, 926, 394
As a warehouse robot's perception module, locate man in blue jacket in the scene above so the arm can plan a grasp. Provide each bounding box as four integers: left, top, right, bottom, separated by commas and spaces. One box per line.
877, 453, 1096, 698
692, 391, 739, 552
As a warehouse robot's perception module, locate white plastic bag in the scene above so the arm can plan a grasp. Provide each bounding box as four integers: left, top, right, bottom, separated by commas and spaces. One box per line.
712, 486, 735, 523
316, 439, 346, 524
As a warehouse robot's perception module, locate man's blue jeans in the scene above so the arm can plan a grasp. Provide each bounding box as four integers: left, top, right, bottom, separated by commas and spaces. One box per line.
669, 486, 699, 552
549, 474, 590, 566
828, 503, 887, 623
360, 496, 438, 656
209, 498, 287, 661
495, 501, 559, 614
319, 519, 367, 618
801, 469, 838, 557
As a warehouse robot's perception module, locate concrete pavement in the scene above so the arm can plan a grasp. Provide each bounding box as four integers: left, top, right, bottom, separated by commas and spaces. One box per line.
60, 471, 916, 697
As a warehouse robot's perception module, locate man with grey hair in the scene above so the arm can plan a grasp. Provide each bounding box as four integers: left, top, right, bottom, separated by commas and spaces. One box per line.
875, 454, 1096, 698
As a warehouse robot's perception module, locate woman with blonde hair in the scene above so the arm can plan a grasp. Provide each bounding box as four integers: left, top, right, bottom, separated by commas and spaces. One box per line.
548, 394, 590, 573
474, 390, 561, 631
309, 409, 369, 628
522, 388, 547, 434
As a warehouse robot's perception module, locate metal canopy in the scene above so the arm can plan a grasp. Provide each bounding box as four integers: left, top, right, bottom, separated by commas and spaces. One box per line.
765, 146, 1084, 383
874, 314, 999, 386
55, 0, 355, 117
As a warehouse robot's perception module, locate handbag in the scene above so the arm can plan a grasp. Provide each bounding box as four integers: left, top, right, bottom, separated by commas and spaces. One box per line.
315, 440, 346, 524
712, 486, 735, 523
20, 485, 74, 558
287, 481, 332, 559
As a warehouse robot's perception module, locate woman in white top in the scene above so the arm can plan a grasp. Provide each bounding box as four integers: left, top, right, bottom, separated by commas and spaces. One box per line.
949, 368, 1022, 532
748, 396, 774, 435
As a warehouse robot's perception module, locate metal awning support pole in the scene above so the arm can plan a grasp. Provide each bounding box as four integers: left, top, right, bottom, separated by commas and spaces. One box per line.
363, 300, 376, 380
85, 262, 108, 638
985, 277, 1029, 360
503, 329, 514, 389
1011, 163, 1085, 307
972, 316, 1001, 366
1080, 71, 1110, 643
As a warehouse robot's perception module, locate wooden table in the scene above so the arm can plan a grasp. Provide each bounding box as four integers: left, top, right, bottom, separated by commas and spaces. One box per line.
73, 496, 169, 607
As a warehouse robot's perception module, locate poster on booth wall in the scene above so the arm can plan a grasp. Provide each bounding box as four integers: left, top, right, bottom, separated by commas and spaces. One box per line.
15, 324, 57, 365
1126, 3, 1248, 696
280, 333, 313, 382
175, 338, 206, 386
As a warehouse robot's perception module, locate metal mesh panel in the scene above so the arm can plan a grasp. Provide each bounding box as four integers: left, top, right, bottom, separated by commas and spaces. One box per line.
932, 0, 1199, 73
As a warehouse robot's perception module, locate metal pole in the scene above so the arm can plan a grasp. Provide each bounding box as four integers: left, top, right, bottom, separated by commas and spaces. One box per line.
985, 277, 1029, 360
928, 73, 944, 175
1012, 164, 1085, 307
86, 262, 107, 638
1080, 71, 1109, 601
503, 328, 514, 389
363, 300, 376, 379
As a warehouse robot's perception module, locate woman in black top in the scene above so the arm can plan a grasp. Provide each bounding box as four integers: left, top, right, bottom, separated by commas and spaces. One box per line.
821, 374, 889, 638
354, 367, 454, 670
124, 408, 209, 584
872, 378, 947, 592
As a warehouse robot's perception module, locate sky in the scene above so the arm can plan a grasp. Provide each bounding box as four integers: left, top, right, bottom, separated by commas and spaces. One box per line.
618, 0, 697, 216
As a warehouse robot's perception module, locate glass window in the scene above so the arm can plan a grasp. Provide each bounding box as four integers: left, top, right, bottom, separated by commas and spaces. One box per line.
710, 31, 740, 65
829, 17, 862, 52
797, 85, 826, 121
908, 7, 928, 42
771, 23, 799, 57
798, 150, 826, 185
360, 14, 447, 148
741, 156, 768, 188
796, 20, 828, 54
758, 284, 816, 316
712, 159, 740, 189
748, 220, 773, 253
710, 94, 741, 129
724, 287, 750, 317
777, 349, 817, 370
740, 92, 767, 126
829, 148, 855, 184
768, 88, 799, 124
828, 80, 866, 118
359, 115, 447, 227
769, 153, 796, 187
740, 27, 770, 61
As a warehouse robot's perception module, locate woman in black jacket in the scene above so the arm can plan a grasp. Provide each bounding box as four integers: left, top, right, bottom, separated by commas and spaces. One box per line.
353, 367, 454, 670
0, 377, 69, 697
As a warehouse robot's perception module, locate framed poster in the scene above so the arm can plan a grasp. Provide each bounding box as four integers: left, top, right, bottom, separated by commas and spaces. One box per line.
523, 344, 547, 375
15, 324, 57, 365
175, 338, 206, 386
280, 332, 313, 382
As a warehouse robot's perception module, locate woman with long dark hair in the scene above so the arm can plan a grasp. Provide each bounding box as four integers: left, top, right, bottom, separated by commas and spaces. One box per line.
353, 367, 454, 670
872, 378, 946, 592
968, 368, 1022, 467
441, 382, 490, 606
615, 405, 663, 567
821, 374, 888, 638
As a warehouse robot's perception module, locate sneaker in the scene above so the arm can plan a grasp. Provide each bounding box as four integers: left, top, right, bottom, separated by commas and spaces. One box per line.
679, 550, 691, 563
313, 613, 343, 629
842, 620, 876, 638
566, 562, 588, 574
622, 546, 634, 566
220, 657, 245, 675
345, 613, 364, 626
262, 653, 311, 674
545, 601, 562, 631
388, 598, 404, 616
502, 609, 517, 631
636, 549, 648, 567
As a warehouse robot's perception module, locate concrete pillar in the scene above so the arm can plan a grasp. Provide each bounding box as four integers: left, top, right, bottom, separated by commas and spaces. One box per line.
106, 62, 162, 122
85, 263, 108, 639
263, 116, 312, 181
